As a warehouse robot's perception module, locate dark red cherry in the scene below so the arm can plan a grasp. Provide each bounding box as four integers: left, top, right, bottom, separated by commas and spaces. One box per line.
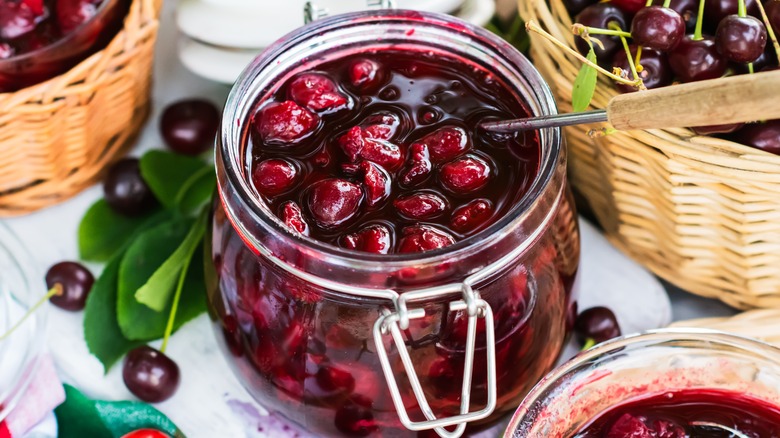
767, 0, 780, 35
363, 112, 400, 140
575, 4, 629, 63
253, 101, 319, 144
704, 0, 760, 26
103, 158, 157, 216
715, 15, 768, 63
734, 45, 777, 73
574, 306, 622, 344
334, 395, 378, 436
252, 159, 298, 196
631, 6, 686, 51
56, 0, 102, 34
316, 365, 355, 393
159, 99, 220, 156
349, 58, 385, 90
337, 126, 403, 169
398, 225, 455, 253
399, 143, 432, 187
307, 179, 363, 229
440, 155, 492, 193
45, 261, 94, 311
288, 73, 349, 112
123, 346, 180, 403
610, 0, 647, 14
358, 161, 391, 207
342, 224, 392, 254
416, 126, 471, 163
563, 0, 599, 16
450, 199, 493, 232
279, 201, 309, 235
732, 120, 780, 155
0, 1, 37, 39
612, 45, 672, 92
654, 0, 700, 32
393, 192, 447, 220
668, 35, 728, 82
691, 123, 744, 135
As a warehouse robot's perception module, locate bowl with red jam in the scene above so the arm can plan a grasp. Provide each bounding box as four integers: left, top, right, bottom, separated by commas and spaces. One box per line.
507, 329, 780, 437
207, 9, 580, 437
0, 0, 130, 91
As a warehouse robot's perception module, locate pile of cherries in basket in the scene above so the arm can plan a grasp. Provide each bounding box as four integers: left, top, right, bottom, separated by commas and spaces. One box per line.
565, 0, 780, 154
0, 0, 106, 57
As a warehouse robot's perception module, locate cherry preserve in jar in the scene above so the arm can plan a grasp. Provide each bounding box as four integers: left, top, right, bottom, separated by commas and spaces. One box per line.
207, 10, 580, 437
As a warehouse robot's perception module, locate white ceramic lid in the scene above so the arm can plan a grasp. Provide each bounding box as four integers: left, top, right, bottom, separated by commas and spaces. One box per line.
178, 36, 260, 84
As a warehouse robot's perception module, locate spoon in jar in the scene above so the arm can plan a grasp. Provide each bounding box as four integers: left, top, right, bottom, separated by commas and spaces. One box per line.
688, 421, 751, 438
479, 69, 780, 133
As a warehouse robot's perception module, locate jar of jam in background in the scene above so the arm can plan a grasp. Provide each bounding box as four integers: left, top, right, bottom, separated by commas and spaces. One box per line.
0, 0, 131, 92
507, 329, 780, 437
206, 10, 580, 437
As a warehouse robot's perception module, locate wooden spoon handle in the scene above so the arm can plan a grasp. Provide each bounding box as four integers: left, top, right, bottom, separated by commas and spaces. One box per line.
606, 69, 780, 131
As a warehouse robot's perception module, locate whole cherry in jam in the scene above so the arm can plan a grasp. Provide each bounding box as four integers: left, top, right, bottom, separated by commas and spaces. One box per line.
245, 50, 540, 253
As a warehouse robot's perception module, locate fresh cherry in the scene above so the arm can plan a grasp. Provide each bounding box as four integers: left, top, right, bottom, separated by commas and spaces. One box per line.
563, 0, 599, 16
307, 179, 363, 229
56, 0, 102, 34
732, 119, 780, 154
103, 158, 157, 216
397, 225, 455, 253
120, 430, 170, 438
704, 0, 760, 26
612, 45, 672, 92
574, 3, 629, 63
574, 306, 621, 344
439, 155, 492, 193
668, 35, 728, 82
767, 0, 780, 35
715, 15, 768, 63
691, 123, 744, 135
252, 159, 298, 196
393, 192, 447, 219
279, 201, 309, 235
253, 101, 319, 144
611, 0, 647, 14
654, 0, 700, 32
159, 99, 220, 156
734, 44, 778, 73
45, 261, 94, 311
342, 224, 392, 254
0, 1, 37, 40
631, 6, 686, 51
288, 73, 349, 113
123, 346, 180, 403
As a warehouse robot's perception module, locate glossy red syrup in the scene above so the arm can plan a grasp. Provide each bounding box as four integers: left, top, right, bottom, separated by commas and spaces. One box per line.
245, 49, 541, 254
574, 389, 780, 437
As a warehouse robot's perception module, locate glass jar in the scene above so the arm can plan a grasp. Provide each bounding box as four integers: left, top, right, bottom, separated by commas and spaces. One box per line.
0, 223, 47, 424
506, 329, 780, 437
206, 9, 580, 437
0, 0, 131, 92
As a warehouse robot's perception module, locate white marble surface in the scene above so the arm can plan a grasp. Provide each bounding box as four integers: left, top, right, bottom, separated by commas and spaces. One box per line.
1, 2, 734, 437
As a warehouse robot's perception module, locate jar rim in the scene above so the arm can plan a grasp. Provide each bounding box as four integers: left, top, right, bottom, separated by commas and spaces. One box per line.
505, 328, 780, 436
218, 9, 562, 267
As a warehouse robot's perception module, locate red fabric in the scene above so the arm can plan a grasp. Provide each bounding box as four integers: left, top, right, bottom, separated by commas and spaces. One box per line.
0, 421, 12, 438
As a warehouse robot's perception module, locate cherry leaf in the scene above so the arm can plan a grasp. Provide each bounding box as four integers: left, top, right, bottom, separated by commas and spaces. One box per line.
572, 48, 598, 112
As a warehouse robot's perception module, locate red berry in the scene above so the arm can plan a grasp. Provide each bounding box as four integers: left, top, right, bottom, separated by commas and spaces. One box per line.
56, 0, 102, 34
610, 0, 646, 13
715, 15, 767, 63
450, 199, 493, 232
159, 99, 220, 156
704, 0, 760, 24
349, 58, 385, 90
279, 201, 310, 236
338, 126, 366, 162
359, 161, 391, 207
612, 46, 672, 93
768, 0, 780, 36
732, 119, 780, 155
668, 36, 728, 82
120, 430, 170, 438
342, 224, 392, 254
0, 1, 36, 39
103, 159, 157, 216
307, 179, 363, 229
393, 192, 447, 219
398, 225, 455, 253
288, 73, 349, 112
363, 112, 400, 140
574, 4, 629, 62
399, 143, 432, 186
46, 261, 94, 311
337, 126, 403, 169
631, 6, 685, 52
574, 306, 622, 344
253, 101, 319, 144
416, 126, 471, 162
252, 159, 298, 196
691, 123, 744, 135
123, 346, 180, 403
439, 155, 492, 193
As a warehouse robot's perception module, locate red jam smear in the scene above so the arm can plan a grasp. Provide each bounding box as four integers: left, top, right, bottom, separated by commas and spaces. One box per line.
245, 49, 541, 254
574, 389, 780, 437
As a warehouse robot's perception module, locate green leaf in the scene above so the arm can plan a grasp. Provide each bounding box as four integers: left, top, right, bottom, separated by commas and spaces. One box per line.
83, 255, 143, 373
140, 150, 210, 210
175, 165, 216, 214
78, 200, 164, 262
135, 210, 208, 311
572, 48, 598, 112
117, 218, 207, 341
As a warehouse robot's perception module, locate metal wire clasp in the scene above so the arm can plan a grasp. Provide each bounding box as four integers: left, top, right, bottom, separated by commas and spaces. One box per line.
304, 0, 398, 24
373, 282, 497, 438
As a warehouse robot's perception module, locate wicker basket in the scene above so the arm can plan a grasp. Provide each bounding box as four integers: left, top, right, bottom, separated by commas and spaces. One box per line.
519, 0, 780, 310
671, 309, 780, 347
0, 0, 161, 216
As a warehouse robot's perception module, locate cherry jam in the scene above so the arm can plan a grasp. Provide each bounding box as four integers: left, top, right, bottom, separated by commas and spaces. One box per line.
245, 50, 540, 254
574, 389, 780, 437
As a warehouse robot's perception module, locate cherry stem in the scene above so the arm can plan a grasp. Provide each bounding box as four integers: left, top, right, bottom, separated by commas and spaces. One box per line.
756, 0, 780, 64
580, 26, 633, 38
609, 22, 645, 88
526, 21, 642, 86
581, 338, 596, 350
645, 0, 653, 7
738, 0, 747, 17
635, 46, 644, 70
748, 62, 755, 73
0, 285, 62, 342
694, 0, 706, 40
663, 0, 672, 7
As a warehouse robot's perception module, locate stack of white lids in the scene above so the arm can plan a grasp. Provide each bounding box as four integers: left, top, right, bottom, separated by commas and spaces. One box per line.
177, 0, 496, 84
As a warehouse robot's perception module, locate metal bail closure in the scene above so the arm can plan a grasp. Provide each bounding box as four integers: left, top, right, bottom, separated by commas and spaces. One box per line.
373, 283, 497, 438
304, 0, 397, 24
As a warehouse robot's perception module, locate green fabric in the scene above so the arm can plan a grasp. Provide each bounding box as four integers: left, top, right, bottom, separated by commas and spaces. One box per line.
54, 385, 185, 438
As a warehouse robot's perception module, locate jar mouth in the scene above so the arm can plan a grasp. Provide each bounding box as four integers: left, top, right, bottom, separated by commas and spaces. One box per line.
505, 329, 780, 436
219, 9, 561, 266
